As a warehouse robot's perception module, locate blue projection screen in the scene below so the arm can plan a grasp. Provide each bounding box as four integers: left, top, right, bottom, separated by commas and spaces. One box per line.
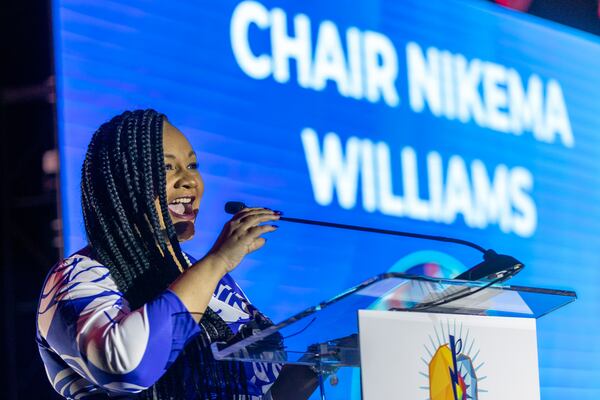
53, 0, 600, 398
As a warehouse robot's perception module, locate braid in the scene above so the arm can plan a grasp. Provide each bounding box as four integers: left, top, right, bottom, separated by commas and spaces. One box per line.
121, 113, 163, 278
80, 109, 251, 399
113, 115, 152, 267
82, 132, 129, 287
151, 114, 190, 273
100, 141, 141, 263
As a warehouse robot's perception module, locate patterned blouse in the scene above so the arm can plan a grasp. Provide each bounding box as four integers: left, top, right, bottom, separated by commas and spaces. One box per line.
36, 247, 280, 399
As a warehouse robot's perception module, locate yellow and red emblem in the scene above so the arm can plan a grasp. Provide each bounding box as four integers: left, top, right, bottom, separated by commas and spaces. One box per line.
428, 335, 476, 400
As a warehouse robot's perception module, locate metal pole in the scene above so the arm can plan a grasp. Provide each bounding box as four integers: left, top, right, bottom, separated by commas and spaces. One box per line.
316, 360, 327, 400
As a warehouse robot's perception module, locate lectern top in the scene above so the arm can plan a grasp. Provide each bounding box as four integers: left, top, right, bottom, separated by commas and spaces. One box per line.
212, 273, 576, 367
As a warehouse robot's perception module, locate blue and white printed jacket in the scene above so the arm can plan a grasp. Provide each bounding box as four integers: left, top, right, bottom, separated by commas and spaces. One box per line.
36, 247, 280, 399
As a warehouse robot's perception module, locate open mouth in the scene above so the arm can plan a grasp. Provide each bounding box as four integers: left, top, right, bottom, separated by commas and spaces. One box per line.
167, 195, 197, 221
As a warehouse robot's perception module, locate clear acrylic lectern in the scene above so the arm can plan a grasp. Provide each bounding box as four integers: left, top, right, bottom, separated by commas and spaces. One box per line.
211, 273, 576, 399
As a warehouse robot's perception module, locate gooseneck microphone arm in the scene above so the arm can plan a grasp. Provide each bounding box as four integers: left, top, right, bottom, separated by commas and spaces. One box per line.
282, 215, 489, 253
225, 201, 524, 282
225, 201, 486, 253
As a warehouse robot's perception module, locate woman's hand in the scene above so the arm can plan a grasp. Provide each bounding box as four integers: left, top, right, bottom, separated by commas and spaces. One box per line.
208, 207, 280, 272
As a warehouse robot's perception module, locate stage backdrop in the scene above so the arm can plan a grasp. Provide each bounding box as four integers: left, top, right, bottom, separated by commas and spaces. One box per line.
52, 0, 600, 398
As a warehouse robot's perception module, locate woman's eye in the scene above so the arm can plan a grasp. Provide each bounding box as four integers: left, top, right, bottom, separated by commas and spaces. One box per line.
188, 162, 198, 170
165, 163, 173, 171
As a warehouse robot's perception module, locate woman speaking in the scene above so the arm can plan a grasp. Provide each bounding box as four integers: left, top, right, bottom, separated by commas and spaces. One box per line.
36, 109, 317, 399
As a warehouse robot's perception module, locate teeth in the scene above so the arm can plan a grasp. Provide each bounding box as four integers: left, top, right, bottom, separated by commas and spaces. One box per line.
170, 197, 192, 204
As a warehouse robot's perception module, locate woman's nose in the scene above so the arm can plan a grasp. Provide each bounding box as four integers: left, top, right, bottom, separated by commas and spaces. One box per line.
175, 170, 198, 189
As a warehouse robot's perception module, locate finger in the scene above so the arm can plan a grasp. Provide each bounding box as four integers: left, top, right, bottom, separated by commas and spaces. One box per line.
238, 213, 280, 231
237, 208, 277, 219
246, 224, 278, 239
232, 207, 265, 221
232, 208, 276, 225
248, 237, 267, 253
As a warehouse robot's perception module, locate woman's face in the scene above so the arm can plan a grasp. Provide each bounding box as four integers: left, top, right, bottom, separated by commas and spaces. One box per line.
155, 121, 204, 242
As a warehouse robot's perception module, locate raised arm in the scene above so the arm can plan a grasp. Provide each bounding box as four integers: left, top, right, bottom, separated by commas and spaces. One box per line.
168, 208, 280, 323
37, 208, 279, 396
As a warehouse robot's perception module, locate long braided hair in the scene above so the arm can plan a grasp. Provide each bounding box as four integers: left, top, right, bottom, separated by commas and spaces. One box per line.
81, 109, 250, 399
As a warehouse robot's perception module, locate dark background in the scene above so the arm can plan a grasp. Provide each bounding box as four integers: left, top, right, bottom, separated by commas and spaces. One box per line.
1, 0, 61, 398
0, 0, 597, 398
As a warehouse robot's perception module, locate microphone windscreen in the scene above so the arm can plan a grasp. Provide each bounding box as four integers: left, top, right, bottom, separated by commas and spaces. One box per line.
225, 201, 246, 214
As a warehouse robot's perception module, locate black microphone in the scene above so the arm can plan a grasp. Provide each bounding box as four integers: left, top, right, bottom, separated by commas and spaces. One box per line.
453, 250, 523, 281
224, 201, 524, 282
